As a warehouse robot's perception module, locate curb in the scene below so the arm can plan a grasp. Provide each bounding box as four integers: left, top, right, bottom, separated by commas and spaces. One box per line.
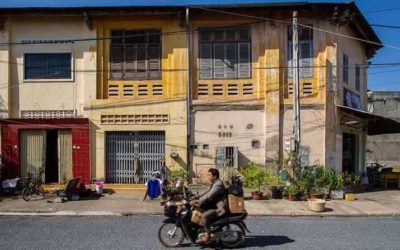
1, 211, 400, 217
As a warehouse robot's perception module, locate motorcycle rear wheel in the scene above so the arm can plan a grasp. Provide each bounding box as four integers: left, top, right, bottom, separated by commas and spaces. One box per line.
221, 223, 246, 248
158, 222, 185, 248
22, 188, 32, 201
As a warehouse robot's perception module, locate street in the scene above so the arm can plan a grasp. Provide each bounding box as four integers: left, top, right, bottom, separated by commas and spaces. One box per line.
0, 216, 399, 250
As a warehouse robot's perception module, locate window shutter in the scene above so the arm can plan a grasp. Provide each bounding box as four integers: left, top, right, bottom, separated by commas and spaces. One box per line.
233, 146, 238, 168
216, 147, 226, 167
238, 42, 250, 78
299, 41, 312, 78
110, 46, 123, 79
199, 43, 212, 79
213, 43, 226, 78
136, 44, 146, 79
225, 43, 237, 78
125, 46, 137, 79
148, 45, 161, 79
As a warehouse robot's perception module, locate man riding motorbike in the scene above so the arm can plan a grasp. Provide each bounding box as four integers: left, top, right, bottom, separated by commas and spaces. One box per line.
191, 168, 228, 244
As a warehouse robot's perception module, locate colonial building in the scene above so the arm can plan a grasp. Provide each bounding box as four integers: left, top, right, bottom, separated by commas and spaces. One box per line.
1, 2, 399, 185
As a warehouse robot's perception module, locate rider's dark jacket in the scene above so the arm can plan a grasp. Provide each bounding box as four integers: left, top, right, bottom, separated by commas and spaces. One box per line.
195, 179, 228, 216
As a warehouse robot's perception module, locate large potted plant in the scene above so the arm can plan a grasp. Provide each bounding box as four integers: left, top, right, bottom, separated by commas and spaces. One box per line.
283, 183, 298, 201
241, 162, 268, 200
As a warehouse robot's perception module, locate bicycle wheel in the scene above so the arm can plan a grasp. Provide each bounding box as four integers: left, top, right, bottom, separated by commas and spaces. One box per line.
22, 187, 32, 201
158, 222, 185, 248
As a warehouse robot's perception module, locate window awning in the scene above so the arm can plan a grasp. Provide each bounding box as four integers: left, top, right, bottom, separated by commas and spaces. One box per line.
337, 105, 400, 135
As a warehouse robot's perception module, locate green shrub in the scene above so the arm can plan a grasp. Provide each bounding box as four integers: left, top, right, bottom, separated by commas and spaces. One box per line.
240, 162, 269, 192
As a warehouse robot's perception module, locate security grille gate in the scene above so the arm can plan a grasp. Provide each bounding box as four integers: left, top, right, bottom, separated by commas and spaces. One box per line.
106, 131, 165, 184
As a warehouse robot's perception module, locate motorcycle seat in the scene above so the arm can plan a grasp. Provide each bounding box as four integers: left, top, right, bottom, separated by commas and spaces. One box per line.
212, 212, 247, 226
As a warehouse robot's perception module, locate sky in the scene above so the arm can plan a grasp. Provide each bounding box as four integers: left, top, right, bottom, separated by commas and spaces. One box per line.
2, 0, 400, 91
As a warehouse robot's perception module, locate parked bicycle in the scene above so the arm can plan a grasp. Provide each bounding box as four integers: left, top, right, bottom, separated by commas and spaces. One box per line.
22, 169, 45, 201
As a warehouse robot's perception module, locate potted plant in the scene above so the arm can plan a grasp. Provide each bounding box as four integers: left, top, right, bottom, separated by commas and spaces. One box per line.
240, 162, 268, 200
330, 174, 344, 200
268, 174, 284, 199
283, 183, 298, 201
342, 172, 360, 193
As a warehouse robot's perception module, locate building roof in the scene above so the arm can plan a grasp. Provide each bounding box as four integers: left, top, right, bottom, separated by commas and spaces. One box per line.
0, 1, 382, 56
0, 1, 347, 9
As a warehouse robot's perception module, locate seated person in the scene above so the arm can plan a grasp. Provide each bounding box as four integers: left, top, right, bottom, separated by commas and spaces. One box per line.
191, 168, 228, 244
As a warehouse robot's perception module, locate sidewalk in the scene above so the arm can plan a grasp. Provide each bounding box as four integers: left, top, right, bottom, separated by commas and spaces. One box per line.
0, 190, 399, 217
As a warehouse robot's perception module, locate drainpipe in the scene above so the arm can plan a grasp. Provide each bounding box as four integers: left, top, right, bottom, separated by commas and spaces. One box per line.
185, 7, 192, 179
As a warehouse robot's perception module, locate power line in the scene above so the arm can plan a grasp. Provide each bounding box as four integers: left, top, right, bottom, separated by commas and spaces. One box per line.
188, 5, 400, 51
371, 24, 400, 29
364, 7, 400, 15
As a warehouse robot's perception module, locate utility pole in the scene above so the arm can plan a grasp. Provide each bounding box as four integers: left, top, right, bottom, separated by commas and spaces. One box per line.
292, 11, 301, 155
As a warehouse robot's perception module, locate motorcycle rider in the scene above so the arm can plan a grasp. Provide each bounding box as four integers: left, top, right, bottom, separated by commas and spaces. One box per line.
191, 168, 228, 244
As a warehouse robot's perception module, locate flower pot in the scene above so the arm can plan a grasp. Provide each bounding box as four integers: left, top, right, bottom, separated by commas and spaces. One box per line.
271, 186, 283, 199
251, 191, 263, 200
308, 199, 326, 212
308, 193, 323, 199
287, 194, 295, 201
330, 190, 344, 200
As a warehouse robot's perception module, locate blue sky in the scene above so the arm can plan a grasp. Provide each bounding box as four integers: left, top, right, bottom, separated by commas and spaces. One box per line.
2, 0, 400, 91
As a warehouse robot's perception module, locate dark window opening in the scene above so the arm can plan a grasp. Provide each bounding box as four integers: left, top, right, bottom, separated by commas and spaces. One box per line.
24, 53, 72, 79
287, 25, 313, 78
110, 29, 161, 80
199, 27, 251, 79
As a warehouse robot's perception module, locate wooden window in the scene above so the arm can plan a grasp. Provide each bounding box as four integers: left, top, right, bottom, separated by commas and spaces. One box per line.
288, 26, 313, 78
24, 53, 72, 80
110, 29, 161, 80
199, 27, 251, 79
355, 64, 360, 91
343, 54, 349, 84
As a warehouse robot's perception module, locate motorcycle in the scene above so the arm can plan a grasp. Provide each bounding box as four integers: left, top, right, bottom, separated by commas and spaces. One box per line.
158, 187, 250, 248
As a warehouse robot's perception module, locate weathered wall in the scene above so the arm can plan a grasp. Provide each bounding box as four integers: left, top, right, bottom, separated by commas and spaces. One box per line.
9, 16, 96, 117
90, 16, 188, 179
367, 91, 400, 167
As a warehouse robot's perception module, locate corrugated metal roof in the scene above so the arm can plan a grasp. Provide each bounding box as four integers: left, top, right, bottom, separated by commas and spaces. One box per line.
0, 0, 344, 9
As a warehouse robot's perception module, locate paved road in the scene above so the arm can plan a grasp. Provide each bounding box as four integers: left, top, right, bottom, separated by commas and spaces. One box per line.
0, 216, 399, 249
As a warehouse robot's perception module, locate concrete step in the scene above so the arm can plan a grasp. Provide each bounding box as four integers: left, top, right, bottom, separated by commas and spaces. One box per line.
42, 184, 147, 195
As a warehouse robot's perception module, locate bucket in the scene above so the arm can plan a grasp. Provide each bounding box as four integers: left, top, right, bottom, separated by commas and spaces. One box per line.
95, 181, 104, 194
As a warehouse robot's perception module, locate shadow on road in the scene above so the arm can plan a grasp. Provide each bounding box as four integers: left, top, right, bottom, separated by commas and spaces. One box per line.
245, 235, 295, 247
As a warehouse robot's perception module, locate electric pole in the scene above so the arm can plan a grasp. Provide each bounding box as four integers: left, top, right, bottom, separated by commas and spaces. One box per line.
292, 11, 301, 155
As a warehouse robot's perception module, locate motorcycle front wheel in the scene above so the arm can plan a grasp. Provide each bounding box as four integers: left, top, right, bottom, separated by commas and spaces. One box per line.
158, 222, 185, 248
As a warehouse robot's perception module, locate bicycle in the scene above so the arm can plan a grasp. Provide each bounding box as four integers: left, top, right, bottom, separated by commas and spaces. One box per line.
22, 170, 45, 201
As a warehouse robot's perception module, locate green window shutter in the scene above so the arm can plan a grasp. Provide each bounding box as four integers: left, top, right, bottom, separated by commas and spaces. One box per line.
299, 41, 313, 78
148, 44, 161, 79
199, 43, 213, 79
216, 146, 226, 167
238, 42, 250, 78
110, 46, 123, 79
136, 44, 146, 79
225, 43, 237, 78
213, 43, 226, 78
125, 46, 137, 79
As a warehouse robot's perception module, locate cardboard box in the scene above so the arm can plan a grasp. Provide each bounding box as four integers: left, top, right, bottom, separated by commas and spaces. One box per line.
228, 194, 245, 214
191, 210, 204, 226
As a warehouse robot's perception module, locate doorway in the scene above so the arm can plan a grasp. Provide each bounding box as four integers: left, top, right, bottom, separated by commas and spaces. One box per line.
342, 133, 357, 174
45, 130, 58, 183
20, 129, 73, 184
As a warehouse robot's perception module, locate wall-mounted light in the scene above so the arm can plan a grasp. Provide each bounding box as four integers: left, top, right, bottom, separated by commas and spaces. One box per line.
170, 152, 179, 159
